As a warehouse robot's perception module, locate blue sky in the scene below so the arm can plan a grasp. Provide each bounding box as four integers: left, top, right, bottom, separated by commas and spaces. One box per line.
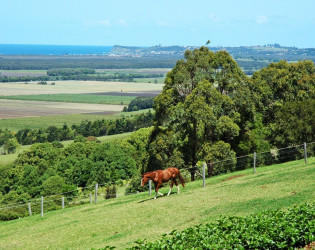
1, 0, 314, 47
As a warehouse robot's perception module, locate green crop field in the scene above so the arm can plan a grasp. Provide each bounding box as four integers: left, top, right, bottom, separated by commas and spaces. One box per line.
0, 94, 136, 105
133, 77, 165, 83
0, 109, 150, 131
0, 158, 314, 249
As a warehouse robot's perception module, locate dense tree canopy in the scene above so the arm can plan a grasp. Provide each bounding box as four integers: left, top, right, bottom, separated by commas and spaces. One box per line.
151, 47, 250, 179
148, 47, 315, 180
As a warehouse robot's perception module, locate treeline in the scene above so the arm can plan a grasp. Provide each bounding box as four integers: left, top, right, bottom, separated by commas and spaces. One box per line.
123, 97, 154, 112
48, 72, 163, 82
0, 75, 49, 82
0, 68, 164, 82
0, 111, 154, 152
47, 68, 96, 76
0, 55, 181, 70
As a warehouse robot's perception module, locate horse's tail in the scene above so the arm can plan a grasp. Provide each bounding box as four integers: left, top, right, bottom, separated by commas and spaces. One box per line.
178, 171, 185, 188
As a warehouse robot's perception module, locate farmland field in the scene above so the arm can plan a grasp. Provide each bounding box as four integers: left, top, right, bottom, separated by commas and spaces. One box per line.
0, 94, 136, 105
0, 80, 162, 121
0, 70, 47, 77
0, 158, 314, 249
0, 80, 164, 96
0, 99, 124, 119
0, 106, 150, 131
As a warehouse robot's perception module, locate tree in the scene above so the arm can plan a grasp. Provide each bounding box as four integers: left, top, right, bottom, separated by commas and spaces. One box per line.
152, 47, 246, 180
273, 99, 315, 146
42, 175, 65, 196
199, 141, 236, 176
4, 138, 20, 154
252, 60, 315, 124
0, 129, 14, 148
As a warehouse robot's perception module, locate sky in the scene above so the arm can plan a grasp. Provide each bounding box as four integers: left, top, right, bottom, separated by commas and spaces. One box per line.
1, 0, 314, 48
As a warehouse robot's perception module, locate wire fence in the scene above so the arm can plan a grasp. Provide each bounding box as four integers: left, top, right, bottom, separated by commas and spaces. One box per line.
0, 141, 314, 220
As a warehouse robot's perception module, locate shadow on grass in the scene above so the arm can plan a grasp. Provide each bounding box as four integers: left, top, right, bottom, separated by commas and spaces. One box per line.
138, 192, 180, 203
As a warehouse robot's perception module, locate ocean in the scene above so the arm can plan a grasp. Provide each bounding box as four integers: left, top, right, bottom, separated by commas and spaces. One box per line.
0, 44, 112, 55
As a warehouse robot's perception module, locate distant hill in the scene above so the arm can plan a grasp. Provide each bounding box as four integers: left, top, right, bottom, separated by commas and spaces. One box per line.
110, 44, 315, 74
110, 44, 315, 59
110, 45, 198, 56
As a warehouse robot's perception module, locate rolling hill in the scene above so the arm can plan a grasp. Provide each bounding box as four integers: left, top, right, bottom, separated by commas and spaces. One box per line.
0, 157, 314, 249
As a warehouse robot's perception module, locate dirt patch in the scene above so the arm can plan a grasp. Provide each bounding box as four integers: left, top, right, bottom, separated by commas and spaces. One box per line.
222, 174, 245, 182
304, 241, 315, 249
0, 99, 124, 119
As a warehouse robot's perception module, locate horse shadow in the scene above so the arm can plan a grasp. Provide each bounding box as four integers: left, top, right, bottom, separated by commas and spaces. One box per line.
138, 192, 176, 203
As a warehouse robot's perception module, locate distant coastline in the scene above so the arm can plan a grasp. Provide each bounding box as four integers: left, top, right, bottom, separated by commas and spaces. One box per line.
0, 44, 112, 55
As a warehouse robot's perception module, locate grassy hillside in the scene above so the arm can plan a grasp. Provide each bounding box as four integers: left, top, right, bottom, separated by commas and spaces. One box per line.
0, 158, 314, 249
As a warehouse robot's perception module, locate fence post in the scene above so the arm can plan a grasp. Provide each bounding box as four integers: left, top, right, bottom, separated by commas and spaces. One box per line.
62, 197, 65, 209
253, 152, 257, 174
202, 163, 206, 187
28, 202, 32, 216
149, 180, 152, 195
304, 142, 307, 164
94, 183, 98, 204
90, 193, 92, 204
41, 196, 44, 217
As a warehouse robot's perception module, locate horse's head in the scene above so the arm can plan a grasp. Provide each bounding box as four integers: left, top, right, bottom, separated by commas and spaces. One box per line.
141, 174, 149, 186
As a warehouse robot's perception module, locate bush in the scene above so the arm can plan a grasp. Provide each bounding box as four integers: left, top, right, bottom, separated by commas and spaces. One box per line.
0, 211, 20, 221
131, 203, 315, 249
125, 178, 147, 195
105, 185, 117, 199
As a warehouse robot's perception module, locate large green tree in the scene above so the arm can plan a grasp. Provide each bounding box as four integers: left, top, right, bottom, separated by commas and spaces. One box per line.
252, 60, 315, 124
151, 46, 248, 179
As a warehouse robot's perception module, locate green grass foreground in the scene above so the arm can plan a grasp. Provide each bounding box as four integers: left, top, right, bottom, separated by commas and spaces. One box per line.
0, 158, 314, 249
0, 94, 135, 105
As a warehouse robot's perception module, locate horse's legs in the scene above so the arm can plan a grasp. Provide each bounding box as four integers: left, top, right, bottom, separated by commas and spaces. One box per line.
174, 179, 180, 193
167, 180, 175, 196
155, 182, 163, 199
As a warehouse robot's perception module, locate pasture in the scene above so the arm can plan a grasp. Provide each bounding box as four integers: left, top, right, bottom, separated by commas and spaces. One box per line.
0, 158, 314, 249
0, 108, 150, 131
0, 70, 47, 77
0, 94, 136, 105
0, 99, 124, 120
0, 80, 163, 96
0, 80, 162, 121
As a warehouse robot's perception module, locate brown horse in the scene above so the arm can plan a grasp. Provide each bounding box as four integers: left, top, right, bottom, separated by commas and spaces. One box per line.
141, 167, 185, 199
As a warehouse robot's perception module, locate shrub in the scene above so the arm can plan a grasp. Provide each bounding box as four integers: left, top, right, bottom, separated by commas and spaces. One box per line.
131, 203, 315, 249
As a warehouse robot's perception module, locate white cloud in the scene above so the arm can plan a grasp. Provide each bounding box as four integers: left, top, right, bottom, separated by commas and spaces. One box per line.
209, 14, 219, 22
256, 15, 268, 24
157, 20, 169, 27
117, 19, 128, 26
83, 19, 111, 27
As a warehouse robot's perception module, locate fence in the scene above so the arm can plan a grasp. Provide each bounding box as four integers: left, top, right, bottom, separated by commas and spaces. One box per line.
0, 141, 314, 220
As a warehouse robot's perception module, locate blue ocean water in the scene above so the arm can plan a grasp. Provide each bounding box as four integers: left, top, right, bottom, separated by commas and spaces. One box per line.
0, 44, 112, 55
